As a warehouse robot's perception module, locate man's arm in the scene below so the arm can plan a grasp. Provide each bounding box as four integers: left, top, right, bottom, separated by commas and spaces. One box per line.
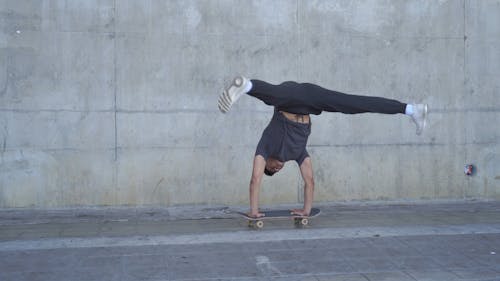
249, 155, 266, 217
292, 157, 315, 216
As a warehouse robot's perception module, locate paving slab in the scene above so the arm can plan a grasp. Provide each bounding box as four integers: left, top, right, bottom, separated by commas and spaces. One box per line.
0, 201, 500, 281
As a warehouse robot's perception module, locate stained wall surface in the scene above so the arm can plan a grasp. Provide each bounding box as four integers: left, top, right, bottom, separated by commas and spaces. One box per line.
0, 0, 499, 208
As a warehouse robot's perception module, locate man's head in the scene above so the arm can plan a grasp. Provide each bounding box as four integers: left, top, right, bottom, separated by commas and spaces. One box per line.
264, 158, 284, 176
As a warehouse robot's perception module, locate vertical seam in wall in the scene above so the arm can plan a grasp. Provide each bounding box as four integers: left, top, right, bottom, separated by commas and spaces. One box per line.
296, 0, 301, 204
463, 0, 468, 198
112, 0, 118, 204
296, 0, 301, 80
113, 0, 118, 162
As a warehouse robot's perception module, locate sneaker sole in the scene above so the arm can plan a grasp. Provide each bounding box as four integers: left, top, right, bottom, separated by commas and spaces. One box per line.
417, 104, 428, 135
218, 91, 231, 113
218, 76, 246, 113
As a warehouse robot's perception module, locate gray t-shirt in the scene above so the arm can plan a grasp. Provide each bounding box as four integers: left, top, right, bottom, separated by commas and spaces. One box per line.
255, 109, 311, 165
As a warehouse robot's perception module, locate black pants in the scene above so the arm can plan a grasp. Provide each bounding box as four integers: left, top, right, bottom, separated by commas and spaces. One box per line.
248, 79, 406, 115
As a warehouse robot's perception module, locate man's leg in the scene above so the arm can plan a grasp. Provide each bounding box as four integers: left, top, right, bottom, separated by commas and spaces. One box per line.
299, 82, 407, 114
250, 80, 428, 135
219, 77, 428, 134
220, 77, 405, 114
249, 80, 405, 113
246, 80, 310, 110
218, 77, 294, 113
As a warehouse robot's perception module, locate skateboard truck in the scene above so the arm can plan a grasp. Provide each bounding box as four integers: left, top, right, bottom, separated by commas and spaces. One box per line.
248, 220, 265, 229
247, 217, 310, 229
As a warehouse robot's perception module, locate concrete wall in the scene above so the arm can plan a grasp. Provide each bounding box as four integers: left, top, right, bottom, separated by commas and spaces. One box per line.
0, 0, 499, 208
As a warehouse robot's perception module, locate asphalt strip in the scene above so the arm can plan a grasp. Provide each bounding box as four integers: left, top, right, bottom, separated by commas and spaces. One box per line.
1, 224, 500, 251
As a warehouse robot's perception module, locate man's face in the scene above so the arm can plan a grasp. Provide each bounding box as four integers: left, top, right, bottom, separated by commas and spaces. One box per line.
266, 158, 284, 173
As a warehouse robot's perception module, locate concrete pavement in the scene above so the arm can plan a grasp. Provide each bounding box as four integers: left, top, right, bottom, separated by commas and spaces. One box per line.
1, 201, 500, 280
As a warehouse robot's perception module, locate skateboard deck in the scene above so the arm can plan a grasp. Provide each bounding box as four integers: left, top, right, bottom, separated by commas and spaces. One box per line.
239, 208, 320, 229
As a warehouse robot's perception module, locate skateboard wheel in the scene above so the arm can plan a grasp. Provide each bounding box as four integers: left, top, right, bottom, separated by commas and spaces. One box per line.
247, 220, 253, 228
293, 217, 309, 226
255, 220, 264, 229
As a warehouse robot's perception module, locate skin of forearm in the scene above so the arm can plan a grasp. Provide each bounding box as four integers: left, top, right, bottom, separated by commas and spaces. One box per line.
302, 182, 314, 213
249, 179, 261, 214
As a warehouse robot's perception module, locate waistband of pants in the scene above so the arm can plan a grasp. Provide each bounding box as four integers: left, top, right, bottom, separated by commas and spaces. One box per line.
279, 111, 310, 124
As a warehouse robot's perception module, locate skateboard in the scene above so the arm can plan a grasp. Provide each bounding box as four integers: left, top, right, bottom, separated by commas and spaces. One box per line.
239, 208, 320, 229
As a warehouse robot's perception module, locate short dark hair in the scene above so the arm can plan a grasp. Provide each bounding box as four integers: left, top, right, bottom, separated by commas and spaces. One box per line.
264, 168, 276, 176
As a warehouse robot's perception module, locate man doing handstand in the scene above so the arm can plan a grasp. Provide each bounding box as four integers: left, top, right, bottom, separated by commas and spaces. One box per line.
218, 76, 428, 218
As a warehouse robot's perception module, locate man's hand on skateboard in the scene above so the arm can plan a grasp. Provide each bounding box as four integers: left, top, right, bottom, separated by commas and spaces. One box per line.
290, 209, 310, 217
247, 211, 265, 218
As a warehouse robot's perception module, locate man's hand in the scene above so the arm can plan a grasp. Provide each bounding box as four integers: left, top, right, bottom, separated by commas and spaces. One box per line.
249, 156, 266, 220
247, 211, 265, 218
291, 209, 310, 217
297, 157, 314, 218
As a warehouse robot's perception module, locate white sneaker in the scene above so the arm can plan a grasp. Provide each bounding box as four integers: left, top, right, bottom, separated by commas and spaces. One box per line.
410, 104, 428, 135
218, 76, 250, 113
